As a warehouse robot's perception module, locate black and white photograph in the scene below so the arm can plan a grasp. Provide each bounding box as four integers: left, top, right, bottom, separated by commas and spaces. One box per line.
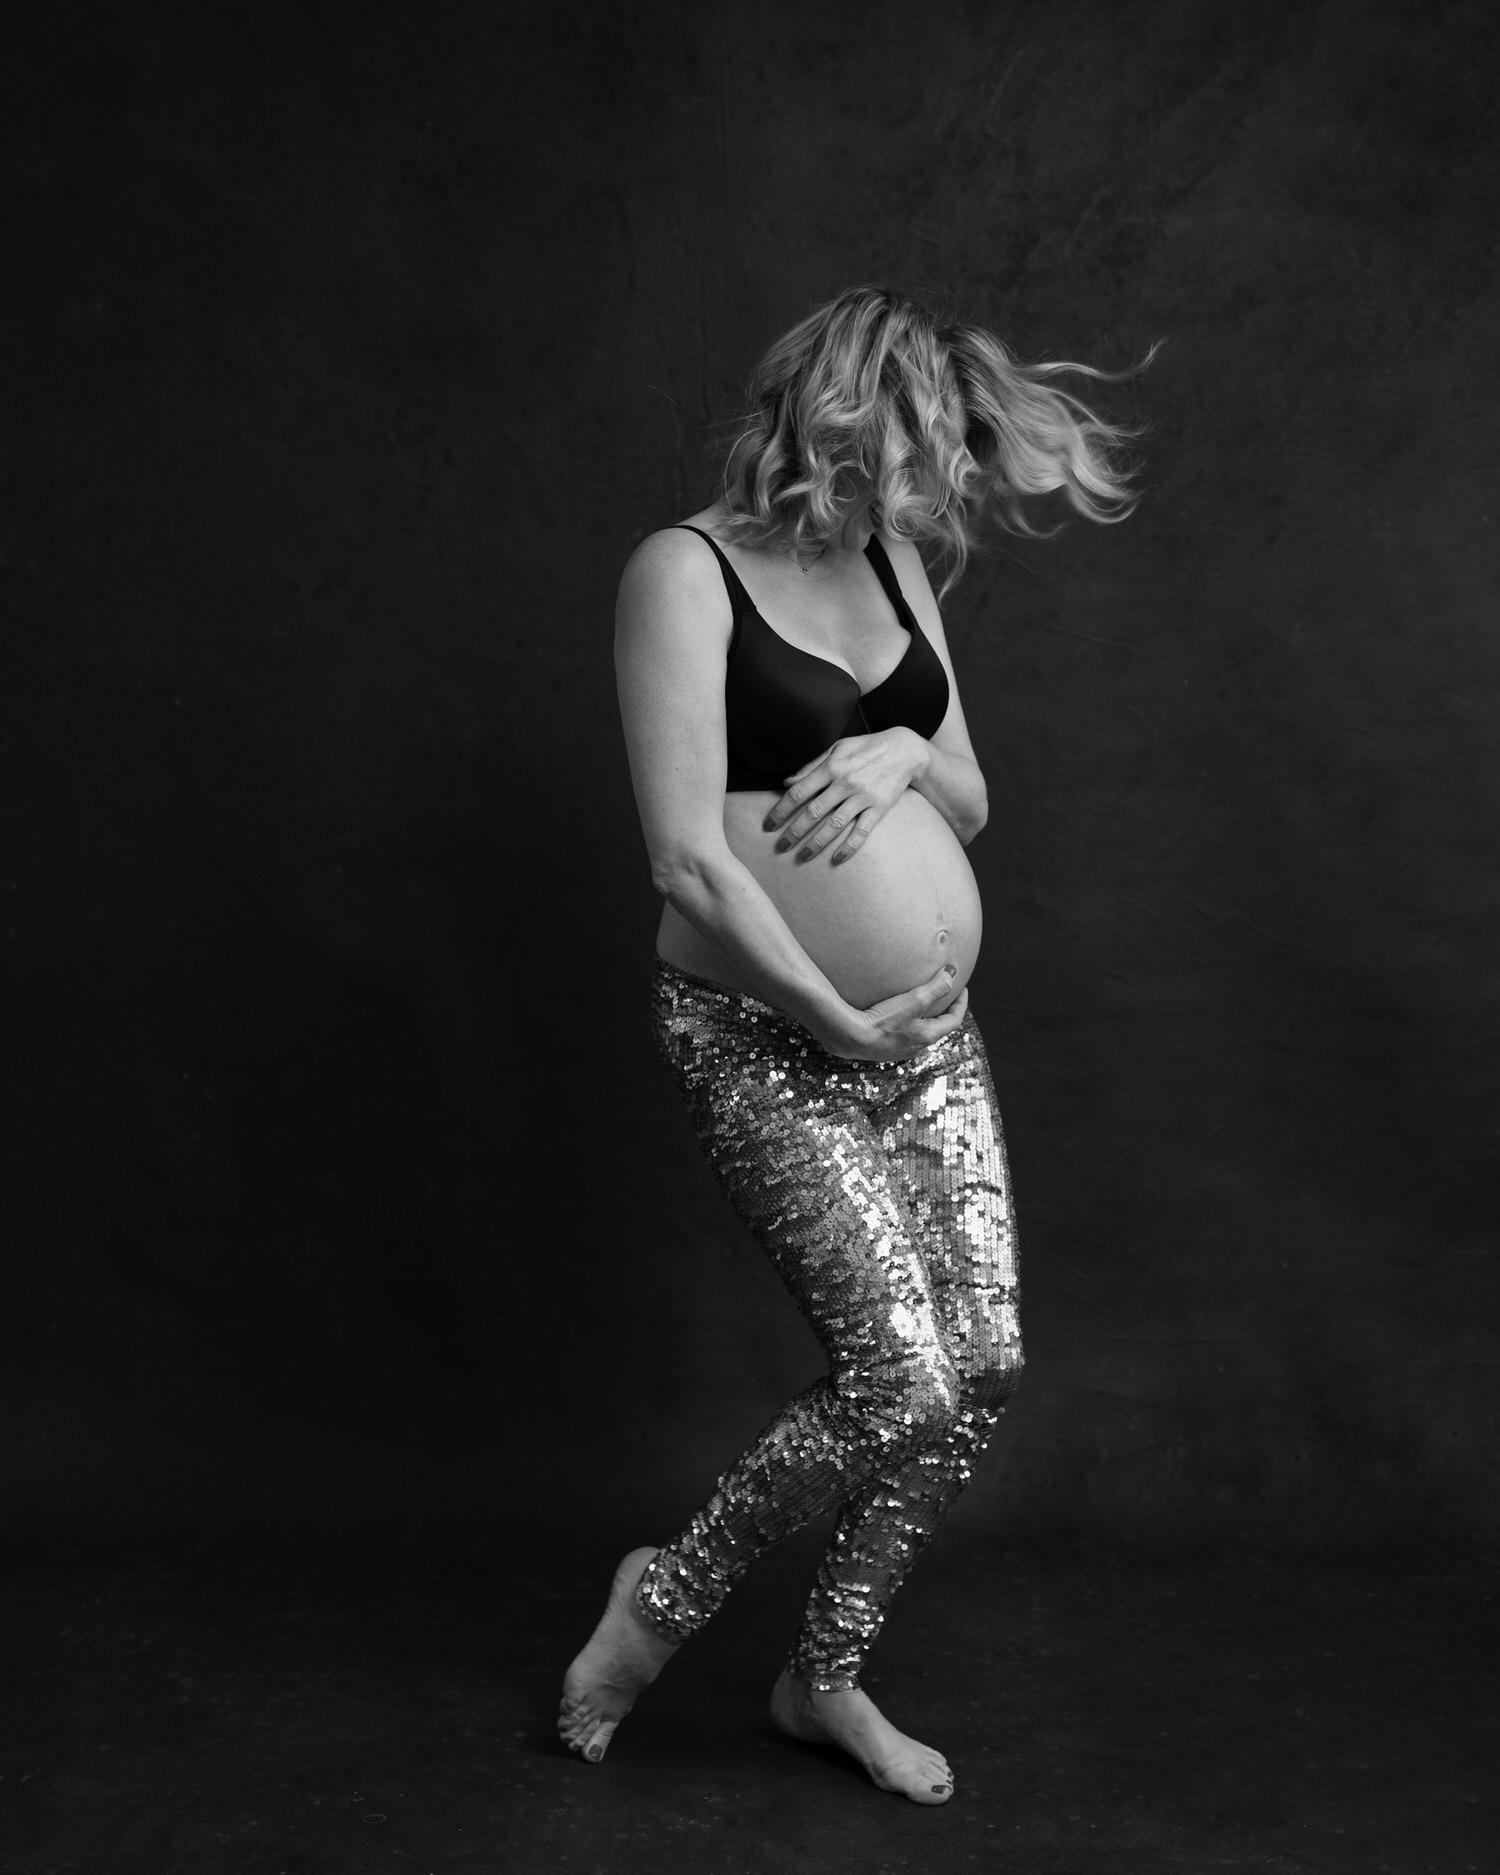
3, 2, 1496, 1870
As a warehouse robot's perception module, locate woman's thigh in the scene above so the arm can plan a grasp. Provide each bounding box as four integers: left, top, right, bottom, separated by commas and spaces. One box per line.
681, 1054, 956, 1412
875, 1016, 1022, 1381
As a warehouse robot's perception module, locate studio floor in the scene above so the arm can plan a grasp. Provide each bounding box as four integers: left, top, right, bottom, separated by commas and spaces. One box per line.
2, 1536, 1494, 1874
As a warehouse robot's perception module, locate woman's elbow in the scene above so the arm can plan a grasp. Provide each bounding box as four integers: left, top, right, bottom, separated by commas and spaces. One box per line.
649, 842, 723, 902
649, 855, 689, 900
958, 791, 988, 846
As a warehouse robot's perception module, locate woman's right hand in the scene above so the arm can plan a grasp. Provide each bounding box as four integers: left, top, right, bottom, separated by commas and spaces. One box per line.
824, 966, 969, 1061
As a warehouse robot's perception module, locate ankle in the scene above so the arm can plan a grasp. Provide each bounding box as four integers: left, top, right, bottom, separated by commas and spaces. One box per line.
787, 1671, 860, 1700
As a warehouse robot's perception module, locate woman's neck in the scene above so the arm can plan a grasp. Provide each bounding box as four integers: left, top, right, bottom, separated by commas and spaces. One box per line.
833, 499, 878, 553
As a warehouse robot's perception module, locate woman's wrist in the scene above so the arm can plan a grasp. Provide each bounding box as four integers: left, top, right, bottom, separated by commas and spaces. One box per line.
812, 1000, 878, 1057
909, 740, 985, 841
901, 726, 934, 787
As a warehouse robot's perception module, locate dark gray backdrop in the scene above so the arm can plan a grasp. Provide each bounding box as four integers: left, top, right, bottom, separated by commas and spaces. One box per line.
4, 0, 1496, 1557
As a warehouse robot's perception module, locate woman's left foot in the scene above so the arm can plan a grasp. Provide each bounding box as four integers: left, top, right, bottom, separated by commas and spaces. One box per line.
770, 1668, 954, 1803
558, 1547, 680, 1764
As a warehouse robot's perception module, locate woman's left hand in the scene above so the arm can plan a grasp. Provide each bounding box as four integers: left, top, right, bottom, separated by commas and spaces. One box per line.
763, 727, 929, 866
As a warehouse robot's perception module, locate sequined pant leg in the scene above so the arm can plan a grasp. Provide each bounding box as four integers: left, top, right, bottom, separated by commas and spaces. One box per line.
636, 963, 1022, 1690
785, 1024, 1021, 1687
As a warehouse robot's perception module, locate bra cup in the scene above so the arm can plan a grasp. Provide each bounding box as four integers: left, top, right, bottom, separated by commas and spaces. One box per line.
860, 616, 949, 721
724, 609, 864, 788
670, 526, 951, 792
722, 608, 949, 790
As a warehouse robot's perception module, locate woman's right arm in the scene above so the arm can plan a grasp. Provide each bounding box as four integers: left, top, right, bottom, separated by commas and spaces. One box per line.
615, 529, 965, 1061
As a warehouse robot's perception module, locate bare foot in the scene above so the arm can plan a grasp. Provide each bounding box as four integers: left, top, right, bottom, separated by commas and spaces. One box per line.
558, 1547, 680, 1763
770, 1668, 954, 1804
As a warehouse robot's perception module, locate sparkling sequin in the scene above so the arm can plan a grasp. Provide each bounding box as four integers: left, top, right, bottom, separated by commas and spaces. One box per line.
636, 960, 1022, 1692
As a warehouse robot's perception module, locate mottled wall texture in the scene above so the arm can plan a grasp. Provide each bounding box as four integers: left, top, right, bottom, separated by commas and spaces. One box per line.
4, 0, 1497, 1555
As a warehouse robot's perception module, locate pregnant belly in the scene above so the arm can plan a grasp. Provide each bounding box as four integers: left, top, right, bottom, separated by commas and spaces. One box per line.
660, 789, 983, 1010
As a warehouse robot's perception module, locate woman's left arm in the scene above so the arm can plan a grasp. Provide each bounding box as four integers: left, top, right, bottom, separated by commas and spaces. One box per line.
765, 535, 988, 861
909, 733, 988, 846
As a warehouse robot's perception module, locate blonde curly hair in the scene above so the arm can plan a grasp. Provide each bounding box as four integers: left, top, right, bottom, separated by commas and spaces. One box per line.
717, 285, 1147, 594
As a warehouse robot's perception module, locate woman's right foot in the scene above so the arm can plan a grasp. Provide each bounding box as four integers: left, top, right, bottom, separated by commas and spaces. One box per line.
558, 1547, 680, 1763
770, 1668, 954, 1803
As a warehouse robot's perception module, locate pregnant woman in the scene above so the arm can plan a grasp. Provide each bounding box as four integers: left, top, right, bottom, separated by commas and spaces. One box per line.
560, 286, 1139, 1803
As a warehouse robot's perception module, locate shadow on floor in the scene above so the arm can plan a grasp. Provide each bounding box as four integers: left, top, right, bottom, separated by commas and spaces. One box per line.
2, 1537, 1495, 1873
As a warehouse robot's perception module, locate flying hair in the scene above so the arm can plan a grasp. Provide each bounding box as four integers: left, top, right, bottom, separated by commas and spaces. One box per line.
716, 286, 1151, 596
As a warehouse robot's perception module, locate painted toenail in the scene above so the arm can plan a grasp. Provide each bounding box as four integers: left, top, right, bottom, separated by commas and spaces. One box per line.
932, 1783, 949, 1793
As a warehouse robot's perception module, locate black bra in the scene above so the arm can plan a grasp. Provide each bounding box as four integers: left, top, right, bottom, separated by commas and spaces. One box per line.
674, 525, 951, 793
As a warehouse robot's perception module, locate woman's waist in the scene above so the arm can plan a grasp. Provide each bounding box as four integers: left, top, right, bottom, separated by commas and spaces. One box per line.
651, 954, 979, 1082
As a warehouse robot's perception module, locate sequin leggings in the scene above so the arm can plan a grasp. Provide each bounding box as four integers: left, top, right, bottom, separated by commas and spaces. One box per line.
636, 960, 1022, 1692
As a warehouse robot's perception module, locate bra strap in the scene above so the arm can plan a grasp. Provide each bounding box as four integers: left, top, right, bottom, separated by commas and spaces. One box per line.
862, 535, 914, 633
672, 524, 751, 611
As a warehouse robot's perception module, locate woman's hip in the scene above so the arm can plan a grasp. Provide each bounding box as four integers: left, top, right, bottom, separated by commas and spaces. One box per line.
649, 958, 991, 1112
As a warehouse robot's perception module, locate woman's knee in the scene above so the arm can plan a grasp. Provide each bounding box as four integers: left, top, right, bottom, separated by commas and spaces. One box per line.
853, 1352, 964, 1451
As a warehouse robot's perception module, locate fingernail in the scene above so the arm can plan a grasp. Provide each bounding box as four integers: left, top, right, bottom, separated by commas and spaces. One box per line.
775, 838, 791, 853
763, 817, 776, 832
796, 848, 812, 863
831, 850, 847, 866
945, 964, 956, 977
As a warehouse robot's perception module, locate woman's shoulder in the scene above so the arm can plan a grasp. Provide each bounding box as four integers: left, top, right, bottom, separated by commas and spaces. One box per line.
620, 507, 734, 589
622, 514, 706, 567
616, 513, 737, 647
